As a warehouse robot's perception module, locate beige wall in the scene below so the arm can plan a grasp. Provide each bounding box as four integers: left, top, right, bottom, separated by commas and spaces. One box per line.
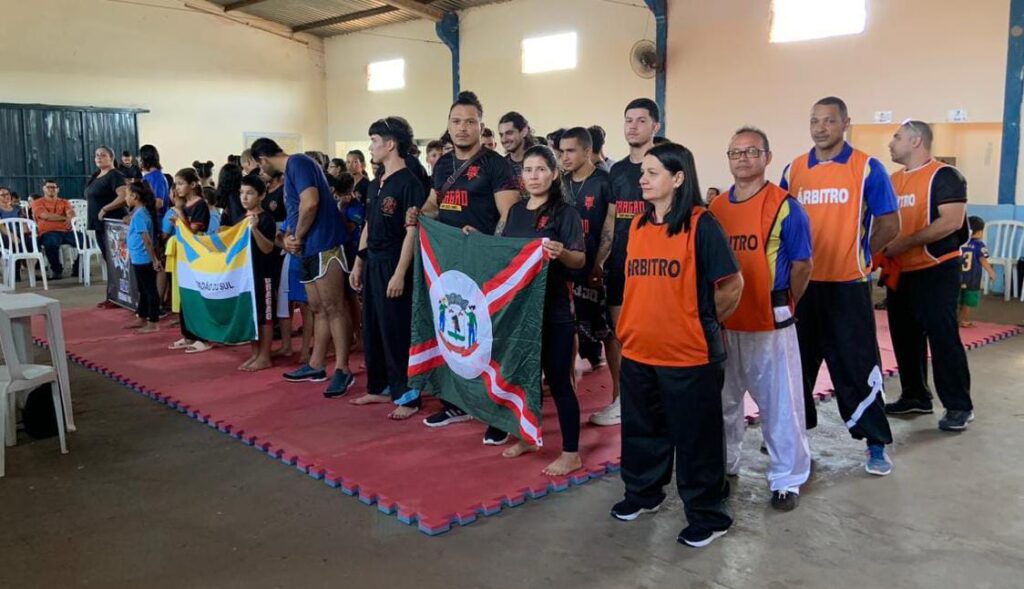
666, 0, 1008, 203
0, 0, 327, 173
325, 0, 654, 157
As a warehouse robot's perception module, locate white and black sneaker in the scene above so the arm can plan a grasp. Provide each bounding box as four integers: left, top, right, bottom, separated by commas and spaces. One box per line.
938, 410, 975, 432
482, 426, 509, 445
610, 498, 662, 521
678, 526, 728, 548
423, 407, 473, 428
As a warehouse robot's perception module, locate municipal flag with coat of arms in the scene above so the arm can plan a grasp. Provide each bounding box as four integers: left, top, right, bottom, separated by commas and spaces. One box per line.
174, 219, 257, 344
408, 217, 550, 446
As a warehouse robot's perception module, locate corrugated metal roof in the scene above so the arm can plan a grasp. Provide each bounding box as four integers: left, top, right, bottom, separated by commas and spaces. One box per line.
206, 0, 509, 37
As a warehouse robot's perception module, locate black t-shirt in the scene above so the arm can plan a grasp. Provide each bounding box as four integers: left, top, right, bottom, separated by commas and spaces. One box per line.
564, 168, 613, 276
505, 153, 526, 195
692, 211, 741, 364
250, 210, 282, 280
925, 166, 970, 260
84, 169, 127, 229
183, 199, 211, 233
263, 184, 287, 223
432, 149, 518, 234
501, 200, 585, 324
367, 167, 427, 253
608, 157, 643, 273
118, 164, 141, 180
354, 176, 371, 203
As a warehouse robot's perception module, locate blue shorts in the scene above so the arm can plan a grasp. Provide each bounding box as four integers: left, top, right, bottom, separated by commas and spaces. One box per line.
288, 253, 307, 304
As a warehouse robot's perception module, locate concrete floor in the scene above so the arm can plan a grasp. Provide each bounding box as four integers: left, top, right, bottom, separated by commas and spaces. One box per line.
1, 279, 1023, 589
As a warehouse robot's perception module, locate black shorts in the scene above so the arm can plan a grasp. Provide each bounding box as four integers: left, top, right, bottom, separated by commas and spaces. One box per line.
605, 270, 626, 307
573, 282, 611, 343
299, 246, 347, 284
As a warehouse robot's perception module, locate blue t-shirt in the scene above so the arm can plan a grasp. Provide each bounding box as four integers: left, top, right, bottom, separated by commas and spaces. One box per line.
726, 188, 812, 292
161, 208, 176, 236
284, 154, 345, 257
0, 207, 22, 220
780, 142, 898, 276
128, 207, 154, 265
961, 238, 988, 290
208, 208, 221, 233
143, 169, 170, 210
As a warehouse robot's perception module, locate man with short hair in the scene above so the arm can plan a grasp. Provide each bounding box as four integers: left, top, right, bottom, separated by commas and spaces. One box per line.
410, 91, 520, 442
780, 96, 900, 476
118, 151, 141, 180
711, 127, 812, 511
347, 150, 370, 203
482, 127, 497, 151
588, 125, 614, 173
30, 179, 77, 279
592, 97, 660, 427
250, 137, 355, 397
559, 127, 618, 382
881, 120, 973, 431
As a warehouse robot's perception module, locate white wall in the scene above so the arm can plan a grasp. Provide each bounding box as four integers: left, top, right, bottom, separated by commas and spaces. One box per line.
0, 0, 328, 173
666, 0, 1008, 202
324, 0, 655, 158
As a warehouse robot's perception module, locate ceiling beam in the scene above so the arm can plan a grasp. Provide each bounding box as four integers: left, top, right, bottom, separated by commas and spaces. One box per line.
379, 0, 445, 22
292, 6, 398, 33
223, 0, 271, 11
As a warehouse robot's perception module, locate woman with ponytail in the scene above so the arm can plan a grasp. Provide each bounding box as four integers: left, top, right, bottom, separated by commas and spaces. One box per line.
499, 145, 586, 476
167, 168, 213, 354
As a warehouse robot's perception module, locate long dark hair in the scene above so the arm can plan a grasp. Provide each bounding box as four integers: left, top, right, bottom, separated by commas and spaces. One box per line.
522, 145, 567, 230
637, 142, 704, 236
216, 163, 242, 210
174, 168, 204, 200
139, 144, 162, 170
128, 181, 159, 240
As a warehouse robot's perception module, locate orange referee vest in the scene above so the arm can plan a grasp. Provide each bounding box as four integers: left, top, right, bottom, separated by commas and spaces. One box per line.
788, 148, 871, 282
709, 182, 792, 332
617, 208, 710, 367
889, 159, 964, 272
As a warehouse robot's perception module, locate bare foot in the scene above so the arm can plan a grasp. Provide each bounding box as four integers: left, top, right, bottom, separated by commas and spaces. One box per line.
272, 347, 294, 358
238, 355, 257, 371
169, 318, 180, 327
959, 321, 975, 328
349, 393, 391, 406
123, 319, 145, 329
136, 323, 159, 334
389, 406, 419, 420
502, 440, 540, 458
242, 357, 273, 372
542, 452, 583, 477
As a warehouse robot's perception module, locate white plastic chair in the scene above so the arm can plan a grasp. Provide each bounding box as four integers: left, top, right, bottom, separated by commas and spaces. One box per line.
0, 219, 48, 291
68, 199, 88, 223
981, 220, 1024, 302
17, 200, 31, 220
71, 217, 106, 286
0, 312, 69, 477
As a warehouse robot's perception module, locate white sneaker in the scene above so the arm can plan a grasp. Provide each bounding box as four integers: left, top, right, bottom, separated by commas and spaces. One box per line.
590, 397, 621, 426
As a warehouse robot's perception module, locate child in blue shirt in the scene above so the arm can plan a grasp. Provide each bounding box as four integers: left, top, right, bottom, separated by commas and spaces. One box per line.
960, 216, 996, 327
125, 182, 162, 333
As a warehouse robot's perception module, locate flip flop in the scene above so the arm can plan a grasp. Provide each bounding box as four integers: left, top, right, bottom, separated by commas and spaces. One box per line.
168, 338, 193, 350
184, 341, 213, 354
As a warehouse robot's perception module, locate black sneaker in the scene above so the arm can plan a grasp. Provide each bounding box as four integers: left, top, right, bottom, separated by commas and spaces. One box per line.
283, 364, 328, 383
678, 525, 728, 548
610, 498, 662, 521
423, 407, 473, 428
483, 426, 509, 445
938, 410, 975, 432
885, 398, 934, 415
323, 370, 355, 398
771, 490, 799, 511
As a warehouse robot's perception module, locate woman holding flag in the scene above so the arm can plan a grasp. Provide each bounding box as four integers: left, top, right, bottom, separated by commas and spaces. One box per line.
500, 145, 586, 477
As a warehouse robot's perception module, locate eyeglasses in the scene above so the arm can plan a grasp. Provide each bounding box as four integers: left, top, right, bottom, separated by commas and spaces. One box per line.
726, 147, 767, 160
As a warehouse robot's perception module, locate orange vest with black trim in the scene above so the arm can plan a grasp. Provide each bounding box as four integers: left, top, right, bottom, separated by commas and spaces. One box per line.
788, 148, 871, 282
709, 182, 792, 332
889, 159, 964, 272
618, 208, 710, 367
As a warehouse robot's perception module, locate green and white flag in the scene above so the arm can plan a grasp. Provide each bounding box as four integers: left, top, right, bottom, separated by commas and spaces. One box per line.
174, 220, 257, 344
408, 218, 549, 446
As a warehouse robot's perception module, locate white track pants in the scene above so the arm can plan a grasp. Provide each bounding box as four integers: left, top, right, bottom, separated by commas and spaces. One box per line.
722, 326, 811, 493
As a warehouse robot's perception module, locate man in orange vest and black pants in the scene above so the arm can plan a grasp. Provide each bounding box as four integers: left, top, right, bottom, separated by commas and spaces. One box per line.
781, 97, 900, 476
880, 120, 973, 431
711, 127, 812, 511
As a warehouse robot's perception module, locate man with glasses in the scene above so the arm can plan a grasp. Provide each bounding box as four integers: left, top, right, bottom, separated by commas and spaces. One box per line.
781, 96, 900, 476
880, 120, 973, 431
710, 128, 812, 511
30, 179, 78, 279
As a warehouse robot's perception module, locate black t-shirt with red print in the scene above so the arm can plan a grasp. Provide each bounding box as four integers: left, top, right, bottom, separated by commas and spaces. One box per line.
564, 167, 613, 276
431, 148, 518, 234
367, 167, 428, 253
